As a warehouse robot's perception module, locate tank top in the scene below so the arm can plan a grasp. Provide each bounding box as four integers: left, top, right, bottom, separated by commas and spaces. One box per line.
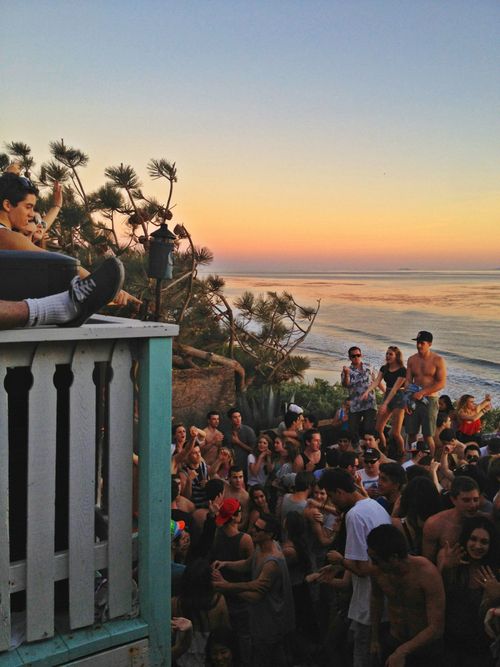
458, 418, 482, 436
210, 530, 247, 582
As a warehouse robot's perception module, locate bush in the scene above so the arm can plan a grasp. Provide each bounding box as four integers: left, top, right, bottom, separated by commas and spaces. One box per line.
483, 408, 500, 434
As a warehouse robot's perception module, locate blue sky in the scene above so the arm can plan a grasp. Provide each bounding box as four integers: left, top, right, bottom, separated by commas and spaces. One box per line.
2, 1, 500, 270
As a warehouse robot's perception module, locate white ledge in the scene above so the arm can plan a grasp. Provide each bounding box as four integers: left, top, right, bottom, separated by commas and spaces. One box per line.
0, 314, 179, 344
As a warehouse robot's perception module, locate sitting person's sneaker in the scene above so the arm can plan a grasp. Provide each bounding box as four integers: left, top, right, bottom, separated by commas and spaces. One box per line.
60, 257, 125, 327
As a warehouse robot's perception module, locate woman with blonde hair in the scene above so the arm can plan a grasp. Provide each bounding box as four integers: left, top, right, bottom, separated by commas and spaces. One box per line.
456, 393, 491, 445
361, 346, 406, 459
247, 434, 273, 487
209, 447, 234, 482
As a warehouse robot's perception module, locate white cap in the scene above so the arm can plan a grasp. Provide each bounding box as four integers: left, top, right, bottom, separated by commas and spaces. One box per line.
288, 403, 303, 414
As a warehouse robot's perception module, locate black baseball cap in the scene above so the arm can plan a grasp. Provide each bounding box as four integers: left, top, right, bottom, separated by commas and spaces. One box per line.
363, 448, 381, 462
409, 441, 431, 454
413, 331, 433, 343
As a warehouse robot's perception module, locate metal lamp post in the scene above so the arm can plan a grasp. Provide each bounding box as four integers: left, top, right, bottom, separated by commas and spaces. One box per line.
147, 222, 177, 320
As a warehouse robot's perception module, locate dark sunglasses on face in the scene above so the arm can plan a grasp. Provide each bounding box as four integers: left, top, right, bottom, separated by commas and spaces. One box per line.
466, 456, 479, 462
364, 460, 377, 465
350, 354, 361, 358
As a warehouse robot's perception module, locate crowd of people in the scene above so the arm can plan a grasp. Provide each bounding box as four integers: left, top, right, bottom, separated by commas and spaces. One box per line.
2, 168, 500, 667
171, 338, 500, 667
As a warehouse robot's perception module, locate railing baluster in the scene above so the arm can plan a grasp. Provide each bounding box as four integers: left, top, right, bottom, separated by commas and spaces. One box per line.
107, 342, 133, 618
68, 342, 98, 629
26, 344, 60, 641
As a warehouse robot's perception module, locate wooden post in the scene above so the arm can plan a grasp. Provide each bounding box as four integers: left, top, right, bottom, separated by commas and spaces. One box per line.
138, 337, 171, 666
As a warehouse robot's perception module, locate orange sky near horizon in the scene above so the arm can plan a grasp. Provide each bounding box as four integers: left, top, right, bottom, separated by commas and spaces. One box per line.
3, 2, 500, 272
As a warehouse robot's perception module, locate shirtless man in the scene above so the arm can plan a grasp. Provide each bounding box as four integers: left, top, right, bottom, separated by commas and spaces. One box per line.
421, 475, 481, 562
405, 331, 446, 456
368, 524, 445, 667
224, 466, 250, 527
200, 410, 224, 466
293, 429, 325, 472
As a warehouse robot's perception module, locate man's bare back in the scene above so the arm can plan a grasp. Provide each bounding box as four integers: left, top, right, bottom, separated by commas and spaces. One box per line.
372, 555, 444, 643
422, 508, 463, 560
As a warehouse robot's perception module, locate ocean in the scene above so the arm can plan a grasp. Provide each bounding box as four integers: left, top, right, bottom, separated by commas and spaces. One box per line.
218, 271, 500, 405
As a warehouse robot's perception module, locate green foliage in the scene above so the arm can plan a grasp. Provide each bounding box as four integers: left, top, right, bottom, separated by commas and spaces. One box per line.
50, 140, 89, 169
483, 408, 500, 433
39, 160, 70, 185
89, 183, 125, 212
104, 164, 141, 191
279, 379, 348, 419
0, 153, 10, 171
1, 138, 319, 390
243, 378, 348, 431
147, 159, 177, 182
4, 141, 34, 175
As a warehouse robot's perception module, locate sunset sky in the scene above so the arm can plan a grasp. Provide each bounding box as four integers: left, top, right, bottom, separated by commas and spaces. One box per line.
2, 1, 499, 271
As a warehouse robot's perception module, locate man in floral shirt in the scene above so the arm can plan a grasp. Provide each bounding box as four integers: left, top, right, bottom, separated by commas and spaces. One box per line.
341, 346, 377, 445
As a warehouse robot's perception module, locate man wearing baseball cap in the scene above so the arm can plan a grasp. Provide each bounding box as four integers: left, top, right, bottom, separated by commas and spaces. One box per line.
211, 498, 254, 667
402, 440, 432, 470
405, 331, 446, 457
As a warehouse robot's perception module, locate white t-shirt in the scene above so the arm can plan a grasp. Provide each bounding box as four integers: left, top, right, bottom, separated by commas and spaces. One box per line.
247, 453, 268, 487
344, 498, 391, 625
358, 468, 379, 491
402, 459, 415, 470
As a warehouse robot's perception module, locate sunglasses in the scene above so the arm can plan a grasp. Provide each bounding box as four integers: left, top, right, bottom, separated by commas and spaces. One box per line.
466, 456, 479, 462
364, 460, 378, 465
350, 354, 361, 358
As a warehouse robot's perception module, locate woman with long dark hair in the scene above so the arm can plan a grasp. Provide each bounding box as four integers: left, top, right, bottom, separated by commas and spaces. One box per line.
438, 516, 500, 666
247, 484, 270, 530
172, 558, 230, 667
361, 346, 406, 458
392, 476, 442, 555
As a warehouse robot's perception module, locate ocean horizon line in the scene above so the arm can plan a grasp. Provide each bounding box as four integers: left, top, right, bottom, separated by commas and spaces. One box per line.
201, 268, 500, 276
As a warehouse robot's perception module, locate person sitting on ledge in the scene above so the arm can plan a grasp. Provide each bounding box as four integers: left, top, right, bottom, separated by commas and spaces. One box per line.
0, 172, 139, 311
0, 257, 124, 329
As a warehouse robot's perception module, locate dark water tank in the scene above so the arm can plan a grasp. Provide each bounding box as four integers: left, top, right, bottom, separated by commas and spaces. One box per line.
0, 250, 79, 301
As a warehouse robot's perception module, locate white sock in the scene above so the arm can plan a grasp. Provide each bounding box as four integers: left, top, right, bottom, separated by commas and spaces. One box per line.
25, 291, 79, 326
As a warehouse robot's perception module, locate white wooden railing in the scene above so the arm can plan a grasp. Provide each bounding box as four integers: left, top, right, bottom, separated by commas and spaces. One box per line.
0, 316, 176, 658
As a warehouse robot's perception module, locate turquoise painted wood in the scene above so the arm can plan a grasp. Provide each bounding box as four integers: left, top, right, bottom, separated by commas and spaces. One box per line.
60, 619, 149, 663
138, 337, 172, 666
0, 619, 150, 666
17, 634, 69, 666
0, 650, 23, 667
56, 623, 112, 661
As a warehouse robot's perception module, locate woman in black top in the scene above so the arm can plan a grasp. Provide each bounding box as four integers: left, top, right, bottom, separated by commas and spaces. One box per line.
362, 346, 406, 459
